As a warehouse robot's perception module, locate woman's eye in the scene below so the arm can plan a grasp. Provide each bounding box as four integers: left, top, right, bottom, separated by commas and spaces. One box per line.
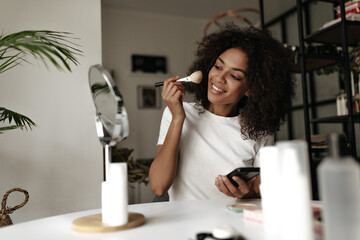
214, 65, 221, 70
231, 74, 241, 81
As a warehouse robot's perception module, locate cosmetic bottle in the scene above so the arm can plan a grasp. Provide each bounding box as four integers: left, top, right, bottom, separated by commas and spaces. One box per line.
317, 133, 360, 240
259, 146, 282, 238
276, 140, 313, 240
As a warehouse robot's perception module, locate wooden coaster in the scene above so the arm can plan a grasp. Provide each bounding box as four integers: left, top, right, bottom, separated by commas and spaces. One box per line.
72, 212, 145, 233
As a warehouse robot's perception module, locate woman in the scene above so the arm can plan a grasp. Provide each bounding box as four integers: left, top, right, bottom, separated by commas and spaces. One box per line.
149, 24, 294, 201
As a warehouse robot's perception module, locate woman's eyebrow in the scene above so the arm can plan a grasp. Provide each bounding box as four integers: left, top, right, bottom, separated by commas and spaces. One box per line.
218, 57, 247, 76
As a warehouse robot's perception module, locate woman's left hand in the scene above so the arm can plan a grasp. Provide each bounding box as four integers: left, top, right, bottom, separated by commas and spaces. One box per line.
215, 175, 258, 199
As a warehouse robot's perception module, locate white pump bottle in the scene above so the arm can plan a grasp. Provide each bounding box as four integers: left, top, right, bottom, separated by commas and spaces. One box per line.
318, 133, 360, 240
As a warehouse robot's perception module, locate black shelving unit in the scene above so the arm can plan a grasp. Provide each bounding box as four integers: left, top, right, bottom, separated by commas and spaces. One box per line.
263, 0, 347, 141
296, 0, 360, 199
262, 0, 359, 199
297, 0, 360, 157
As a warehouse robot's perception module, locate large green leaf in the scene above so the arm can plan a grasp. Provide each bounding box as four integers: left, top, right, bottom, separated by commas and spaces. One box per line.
0, 107, 37, 133
0, 30, 82, 73
0, 30, 82, 133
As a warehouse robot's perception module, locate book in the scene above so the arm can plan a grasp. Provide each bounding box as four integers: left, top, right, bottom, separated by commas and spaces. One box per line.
335, 0, 360, 14
319, 12, 360, 30
336, 8, 360, 18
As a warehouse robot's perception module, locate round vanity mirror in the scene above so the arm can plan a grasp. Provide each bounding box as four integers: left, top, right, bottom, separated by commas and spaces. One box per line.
88, 64, 129, 146
89, 64, 129, 180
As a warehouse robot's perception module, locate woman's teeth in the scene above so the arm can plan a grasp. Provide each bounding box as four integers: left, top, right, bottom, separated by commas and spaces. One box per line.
212, 84, 225, 93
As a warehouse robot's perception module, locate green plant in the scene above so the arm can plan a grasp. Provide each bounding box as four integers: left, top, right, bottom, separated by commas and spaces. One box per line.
0, 30, 82, 133
316, 44, 360, 78
112, 148, 153, 185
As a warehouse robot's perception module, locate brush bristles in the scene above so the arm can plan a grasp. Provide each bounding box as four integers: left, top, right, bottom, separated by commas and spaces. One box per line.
190, 71, 202, 84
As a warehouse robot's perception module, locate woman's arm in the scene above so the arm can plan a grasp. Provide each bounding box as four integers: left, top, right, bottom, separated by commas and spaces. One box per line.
149, 118, 183, 196
149, 77, 186, 196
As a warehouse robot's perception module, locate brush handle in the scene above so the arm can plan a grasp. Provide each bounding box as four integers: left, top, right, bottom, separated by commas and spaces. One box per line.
154, 81, 164, 87
154, 76, 191, 87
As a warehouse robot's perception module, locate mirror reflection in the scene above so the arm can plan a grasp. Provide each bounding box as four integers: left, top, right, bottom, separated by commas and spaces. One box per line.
89, 64, 129, 146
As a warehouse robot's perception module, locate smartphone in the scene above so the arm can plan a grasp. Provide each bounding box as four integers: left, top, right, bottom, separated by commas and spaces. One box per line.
226, 167, 260, 187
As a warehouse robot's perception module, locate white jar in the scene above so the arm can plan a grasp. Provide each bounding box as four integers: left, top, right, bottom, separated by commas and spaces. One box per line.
336, 90, 348, 116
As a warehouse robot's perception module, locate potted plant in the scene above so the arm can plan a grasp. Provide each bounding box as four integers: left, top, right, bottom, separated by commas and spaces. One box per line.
112, 147, 153, 185
0, 30, 82, 133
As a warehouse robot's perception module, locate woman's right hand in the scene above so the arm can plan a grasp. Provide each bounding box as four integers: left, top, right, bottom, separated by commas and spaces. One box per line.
162, 76, 186, 121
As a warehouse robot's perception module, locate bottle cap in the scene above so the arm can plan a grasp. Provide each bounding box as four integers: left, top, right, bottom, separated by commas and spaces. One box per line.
327, 133, 348, 158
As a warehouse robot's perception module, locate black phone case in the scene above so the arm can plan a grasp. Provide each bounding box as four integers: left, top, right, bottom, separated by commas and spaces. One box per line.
226, 167, 260, 187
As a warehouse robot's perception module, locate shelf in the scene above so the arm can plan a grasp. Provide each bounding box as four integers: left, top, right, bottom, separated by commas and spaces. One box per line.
310, 145, 328, 153
292, 98, 336, 111
311, 114, 360, 123
305, 21, 360, 45
290, 55, 340, 73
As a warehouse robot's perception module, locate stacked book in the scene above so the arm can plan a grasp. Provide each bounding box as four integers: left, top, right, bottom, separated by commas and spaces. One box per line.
335, 0, 360, 18
320, 0, 360, 29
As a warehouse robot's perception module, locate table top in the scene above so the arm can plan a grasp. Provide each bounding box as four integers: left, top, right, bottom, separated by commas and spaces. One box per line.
0, 199, 268, 240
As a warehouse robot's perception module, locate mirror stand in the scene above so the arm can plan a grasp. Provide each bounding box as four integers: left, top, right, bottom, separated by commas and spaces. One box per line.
104, 144, 112, 181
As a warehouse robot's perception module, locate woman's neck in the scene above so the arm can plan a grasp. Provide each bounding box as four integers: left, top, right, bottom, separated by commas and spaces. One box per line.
207, 104, 239, 117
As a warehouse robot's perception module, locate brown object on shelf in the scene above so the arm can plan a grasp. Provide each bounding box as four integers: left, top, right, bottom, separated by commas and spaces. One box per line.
203, 8, 260, 36
299, 134, 327, 145
1, 188, 29, 227
299, 133, 347, 151
72, 212, 145, 233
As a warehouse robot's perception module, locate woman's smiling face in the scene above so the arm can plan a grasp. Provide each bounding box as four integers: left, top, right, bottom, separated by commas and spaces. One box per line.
207, 48, 250, 116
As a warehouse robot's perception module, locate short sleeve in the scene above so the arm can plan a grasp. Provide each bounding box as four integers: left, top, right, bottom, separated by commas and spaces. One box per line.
253, 135, 274, 167
157, 107, 172, 146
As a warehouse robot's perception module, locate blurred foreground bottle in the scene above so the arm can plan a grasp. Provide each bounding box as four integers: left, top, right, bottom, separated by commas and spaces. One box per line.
318, 133, 360, 240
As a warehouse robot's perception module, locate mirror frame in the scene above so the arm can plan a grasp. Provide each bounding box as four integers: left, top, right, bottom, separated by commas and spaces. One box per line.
89, 64, 129, 146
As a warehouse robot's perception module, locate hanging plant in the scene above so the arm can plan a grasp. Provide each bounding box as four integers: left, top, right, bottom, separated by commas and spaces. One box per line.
316, 43, 360, 77
350, 45, 360, 73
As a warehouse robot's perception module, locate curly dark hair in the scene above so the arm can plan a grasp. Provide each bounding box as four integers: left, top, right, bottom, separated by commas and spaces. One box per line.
188, 24, 295, 141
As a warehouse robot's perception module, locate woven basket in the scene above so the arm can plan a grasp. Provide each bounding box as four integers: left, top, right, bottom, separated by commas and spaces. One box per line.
1, 188, 29, 227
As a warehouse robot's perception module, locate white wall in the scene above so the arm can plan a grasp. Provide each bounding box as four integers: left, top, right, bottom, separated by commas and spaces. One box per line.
0, 0, 103, 223
101, 8, 208, 203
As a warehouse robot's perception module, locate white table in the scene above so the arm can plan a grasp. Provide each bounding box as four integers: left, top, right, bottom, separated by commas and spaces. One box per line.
0, 199, 268, 240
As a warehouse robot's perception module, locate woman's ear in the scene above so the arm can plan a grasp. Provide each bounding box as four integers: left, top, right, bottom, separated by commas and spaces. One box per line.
245, 89, 251, 97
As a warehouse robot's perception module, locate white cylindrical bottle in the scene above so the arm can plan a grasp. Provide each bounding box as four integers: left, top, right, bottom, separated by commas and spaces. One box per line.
102, 162, 128, 226
318, 133, 360, 240
259, 146, 282, 239
276, 140, 313, 240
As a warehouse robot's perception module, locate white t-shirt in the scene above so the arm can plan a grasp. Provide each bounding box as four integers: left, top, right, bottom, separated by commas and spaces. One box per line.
157, 102, 274, 201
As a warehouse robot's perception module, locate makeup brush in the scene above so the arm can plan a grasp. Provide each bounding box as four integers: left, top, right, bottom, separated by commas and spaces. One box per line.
154, 71, 202, 87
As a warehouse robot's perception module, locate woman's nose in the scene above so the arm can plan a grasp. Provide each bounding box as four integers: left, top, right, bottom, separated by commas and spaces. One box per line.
214, 72, 226, 83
